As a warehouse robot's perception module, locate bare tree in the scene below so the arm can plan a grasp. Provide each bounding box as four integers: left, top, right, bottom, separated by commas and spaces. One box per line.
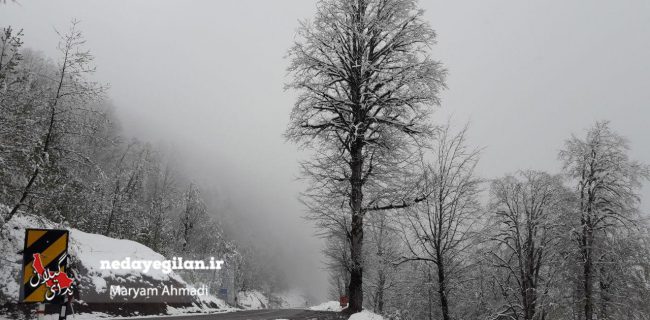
104, 142, 148, 236
6, 20, 104, 221
399, 124, 480, 320
488, 171, 569, 320
559, 121, 649, 320
286, 0, 445, 311
365, 211, 402, 313
142, 158, 179, 253
179, 183, 207, 253
323, 230, 351, 300
0, 26, 22, 81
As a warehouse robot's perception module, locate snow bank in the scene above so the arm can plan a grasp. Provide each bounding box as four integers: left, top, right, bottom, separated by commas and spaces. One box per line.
348, 310, 385, 320
70, 227, 185, 283
309, 301, 343, 311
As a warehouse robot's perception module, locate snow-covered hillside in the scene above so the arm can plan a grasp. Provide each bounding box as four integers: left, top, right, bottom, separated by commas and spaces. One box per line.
0, 213, 232, 318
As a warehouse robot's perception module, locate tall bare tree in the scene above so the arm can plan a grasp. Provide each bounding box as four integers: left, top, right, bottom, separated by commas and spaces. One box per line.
399, 124, 481, 320
559, 121, 649, 320
488, 171, 569, 320
286, 0, 445, 311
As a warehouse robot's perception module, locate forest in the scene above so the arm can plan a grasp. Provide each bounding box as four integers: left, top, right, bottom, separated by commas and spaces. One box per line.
285, 0, 650, 319
0, 24, 288, 306
2, 0, 650, 319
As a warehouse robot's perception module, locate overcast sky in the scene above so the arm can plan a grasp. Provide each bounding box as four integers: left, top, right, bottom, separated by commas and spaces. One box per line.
2, 0, 649, 302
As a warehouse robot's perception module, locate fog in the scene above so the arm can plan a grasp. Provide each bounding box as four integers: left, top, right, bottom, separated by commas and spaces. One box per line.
2, 0, 649, 302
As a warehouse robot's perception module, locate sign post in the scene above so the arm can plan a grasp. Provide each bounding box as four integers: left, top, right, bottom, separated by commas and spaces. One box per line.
35, 304, 45, 320
20, 229, 73, 319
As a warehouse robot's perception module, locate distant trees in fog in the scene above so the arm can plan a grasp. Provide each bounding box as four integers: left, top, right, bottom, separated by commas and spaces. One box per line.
286, 0, 650, 319
0, 24, 282, 302
316, 121, 650, 320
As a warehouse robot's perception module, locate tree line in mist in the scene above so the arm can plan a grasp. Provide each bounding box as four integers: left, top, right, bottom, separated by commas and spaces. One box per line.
0, 24, 288, 304
286, 0, 650, 319
316, 121, 650, 320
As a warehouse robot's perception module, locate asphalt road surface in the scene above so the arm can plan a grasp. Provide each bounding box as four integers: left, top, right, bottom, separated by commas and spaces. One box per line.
119, 309, 348, 320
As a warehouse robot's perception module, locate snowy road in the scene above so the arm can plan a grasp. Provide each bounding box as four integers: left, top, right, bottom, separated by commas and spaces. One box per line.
125, 309, 347, 320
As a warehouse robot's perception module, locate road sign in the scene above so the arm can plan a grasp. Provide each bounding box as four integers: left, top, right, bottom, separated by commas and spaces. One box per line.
20, 229, 73, 303
339, 295, 348, 307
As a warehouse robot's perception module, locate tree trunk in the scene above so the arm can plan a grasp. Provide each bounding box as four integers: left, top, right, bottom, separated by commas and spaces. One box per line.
375, 270, 385, 313
583, 225, 594, 320
348, 209, 364, 312
348, 139, 364, 313
523, 230, 537, 320
599, 265, 610, 320
436, 253, 450, 320
105, 180, 121, 236
7, 167, 39, 220
427, 267, 434, 320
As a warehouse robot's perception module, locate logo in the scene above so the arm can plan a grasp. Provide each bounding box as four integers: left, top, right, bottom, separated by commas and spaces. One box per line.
20, 229, 73, 303
29, 252, 74, 301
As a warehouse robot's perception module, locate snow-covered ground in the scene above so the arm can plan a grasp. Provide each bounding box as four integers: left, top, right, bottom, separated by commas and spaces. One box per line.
348, 310, 385, 320
309, 300, 343, 311
308, 301, 385, 320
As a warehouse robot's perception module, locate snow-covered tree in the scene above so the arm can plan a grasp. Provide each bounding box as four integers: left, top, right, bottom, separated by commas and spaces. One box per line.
559, 121, 650, 320
364, 211, 402, 313
287, 0, 446, 311
488, 171, 570, 320
4, 21, 105, 222
399, 124, 481, 320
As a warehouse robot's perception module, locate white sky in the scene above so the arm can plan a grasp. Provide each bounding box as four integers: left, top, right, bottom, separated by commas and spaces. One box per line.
2, 0, 649, 302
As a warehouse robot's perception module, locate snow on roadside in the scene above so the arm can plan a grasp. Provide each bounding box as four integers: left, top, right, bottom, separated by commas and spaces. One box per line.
348, 310, 385, 320
69, 227, 185, 283
309, 300, 343, 311
237, 290, 268, 309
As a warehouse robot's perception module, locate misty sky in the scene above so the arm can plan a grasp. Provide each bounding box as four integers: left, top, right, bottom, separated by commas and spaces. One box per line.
2, 0, 649, 302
